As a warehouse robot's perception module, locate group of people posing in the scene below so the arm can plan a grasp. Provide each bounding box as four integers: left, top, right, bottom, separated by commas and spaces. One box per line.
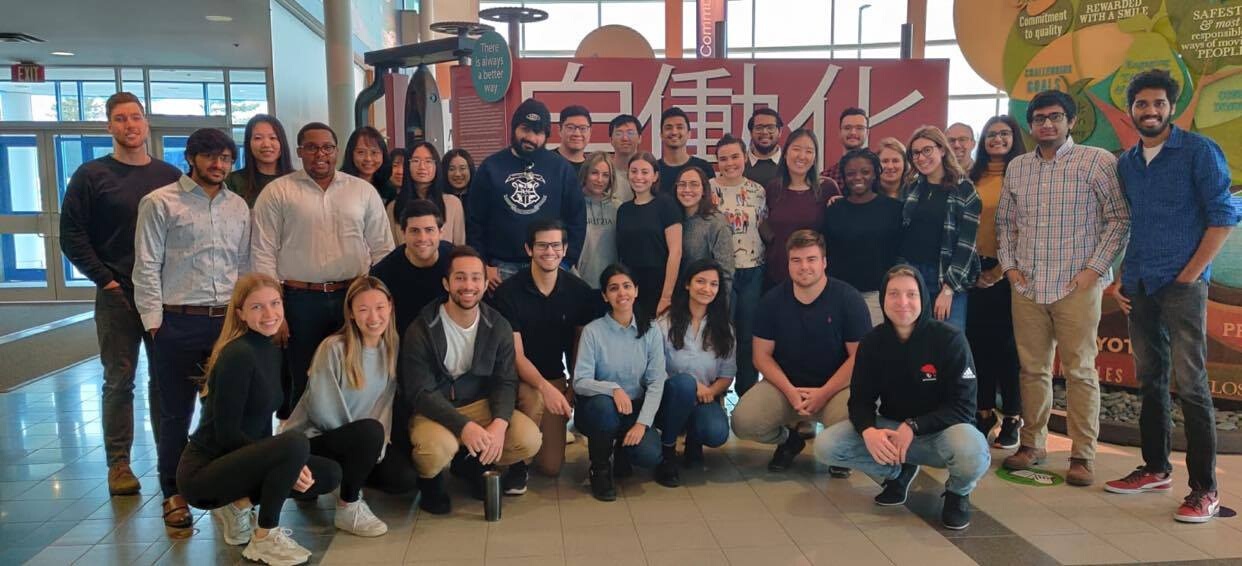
60, 67, 1236, 566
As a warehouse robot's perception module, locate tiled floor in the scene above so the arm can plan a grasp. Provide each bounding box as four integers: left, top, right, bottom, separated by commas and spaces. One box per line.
1, 353, 1240, 565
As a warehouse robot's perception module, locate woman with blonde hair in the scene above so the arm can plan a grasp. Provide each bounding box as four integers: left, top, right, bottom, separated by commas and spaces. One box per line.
876, 137, 916, 199
896, 126, 980, 331
284, 276, 415, 537
177, 273, 341, 565
575, 152, 619, 289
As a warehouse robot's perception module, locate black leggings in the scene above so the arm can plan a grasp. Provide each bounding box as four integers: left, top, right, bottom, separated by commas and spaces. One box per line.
966, 257, 1021, 415
177, 431, 342, 529
308, 419, 385, 502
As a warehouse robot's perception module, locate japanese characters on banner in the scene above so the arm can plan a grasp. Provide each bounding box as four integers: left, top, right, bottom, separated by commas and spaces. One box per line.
954, 0, 1242, 400
509, 58, 949, 169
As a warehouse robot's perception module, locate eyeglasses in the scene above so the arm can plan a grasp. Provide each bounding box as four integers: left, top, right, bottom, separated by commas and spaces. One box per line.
1030, 112, 1066, 125
532, 241, 564, 252
409, 158, 436, 167
300, 144, 337, 154
985, 130, 1014, 139
613, 130, 638, 139
562, 125, 590, 134
948, 136, 973, 145
752, 124, 779, 133
200, 152, 235, 164
675, 181, 704, 189
910, 145, 939, 159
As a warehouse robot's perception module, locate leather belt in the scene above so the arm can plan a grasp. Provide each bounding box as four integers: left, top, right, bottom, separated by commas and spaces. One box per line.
163, 304, 229, 317
283, 278, 355, 293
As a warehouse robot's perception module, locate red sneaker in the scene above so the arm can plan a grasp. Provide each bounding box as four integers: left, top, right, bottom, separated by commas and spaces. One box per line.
1104, 467, 1172, 494
1174, 490, 1220, 523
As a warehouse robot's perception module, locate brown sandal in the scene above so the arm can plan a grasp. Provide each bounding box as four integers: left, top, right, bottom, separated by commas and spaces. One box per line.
163, 495, 193, 530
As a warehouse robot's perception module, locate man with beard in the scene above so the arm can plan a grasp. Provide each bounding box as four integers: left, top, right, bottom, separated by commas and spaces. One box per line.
608, 114, 642, 203
744, 108, 784, 187
61, 92, 183, 497
467, 98, 586, 289
556, 105, 592, 173
731, 230, 871, 472
133, 128, 251, 529
821, 107, 869, 188
1105, 69, 1239, 523
252, 122, 394, 417
657, 106, 715, 195
492, 220, 602, 485
996, 90, 1129, 487
401, 246, 542, 514
946, 122, 977, 172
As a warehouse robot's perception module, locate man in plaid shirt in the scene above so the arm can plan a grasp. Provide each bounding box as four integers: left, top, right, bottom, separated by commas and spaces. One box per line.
995, 90, 1131, 487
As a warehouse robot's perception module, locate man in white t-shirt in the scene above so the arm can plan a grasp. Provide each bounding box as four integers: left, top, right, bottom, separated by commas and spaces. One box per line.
400, 246, 542, 515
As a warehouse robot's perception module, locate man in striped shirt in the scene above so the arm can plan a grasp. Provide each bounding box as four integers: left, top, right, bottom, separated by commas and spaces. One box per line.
995, 90, 1130, 487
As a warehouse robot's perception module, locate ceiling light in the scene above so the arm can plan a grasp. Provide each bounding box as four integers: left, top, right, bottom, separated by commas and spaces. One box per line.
205, 15, 233, 22
50, 51, 74, 56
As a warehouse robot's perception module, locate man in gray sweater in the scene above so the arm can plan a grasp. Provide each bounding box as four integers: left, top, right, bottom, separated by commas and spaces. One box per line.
399, 246, 542, 514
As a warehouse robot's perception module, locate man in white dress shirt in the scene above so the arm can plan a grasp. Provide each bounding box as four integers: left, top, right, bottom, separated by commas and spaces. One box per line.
251, 122, 394, 417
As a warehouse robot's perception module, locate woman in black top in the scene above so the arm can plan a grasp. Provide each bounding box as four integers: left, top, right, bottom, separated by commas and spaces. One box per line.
227, 114, 293, 208
177, 273, 341, 566
341, 126, 397, 204
616, 152, 683, 318
822, 149, 903, 325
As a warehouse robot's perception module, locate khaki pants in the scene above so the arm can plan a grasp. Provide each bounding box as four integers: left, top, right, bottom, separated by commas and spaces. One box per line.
409, 395, 543, 478
522, 377, 571, 477
1011, 284, 1102, 460
731, 379, 850, 444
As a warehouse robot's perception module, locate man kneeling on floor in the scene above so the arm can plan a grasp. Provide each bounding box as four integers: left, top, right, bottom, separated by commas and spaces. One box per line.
814, 264, 990, 530
400, 246, 542, 514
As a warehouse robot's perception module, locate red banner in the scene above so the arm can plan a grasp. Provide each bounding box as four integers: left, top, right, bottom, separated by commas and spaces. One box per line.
510, 58, 949, 169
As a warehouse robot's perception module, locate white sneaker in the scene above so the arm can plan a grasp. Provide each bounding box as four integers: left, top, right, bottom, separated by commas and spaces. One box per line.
242, 527, 311, 566
212, 503, 253, 545
335, 498, 388, 537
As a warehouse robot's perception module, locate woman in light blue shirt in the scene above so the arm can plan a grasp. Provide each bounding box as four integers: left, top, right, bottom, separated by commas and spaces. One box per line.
574, 264, 695, 501
657, 259, 736, 469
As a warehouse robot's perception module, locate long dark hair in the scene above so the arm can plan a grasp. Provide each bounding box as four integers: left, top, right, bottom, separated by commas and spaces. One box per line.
838, 148, 883, 195
599, 263, 651, 340
772, 128, 824, 205
667, 259, 733, 358
396, 141, 447, 224
627, 152, 661, 198
439, 148, 475, 198
238, 114, 293, 191
969, 115, 1026, 183
677, 166, 717, 219
340, 126, 393, 196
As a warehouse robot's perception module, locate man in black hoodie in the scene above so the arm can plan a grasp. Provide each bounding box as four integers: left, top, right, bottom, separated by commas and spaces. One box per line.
814, 264, 990, 530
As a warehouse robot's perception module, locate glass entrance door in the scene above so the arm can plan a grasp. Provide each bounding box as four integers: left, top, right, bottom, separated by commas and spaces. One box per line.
0, 133, 57, 300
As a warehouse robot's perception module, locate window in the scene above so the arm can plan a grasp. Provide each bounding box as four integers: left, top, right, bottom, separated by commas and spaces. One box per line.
600, 1, 667, 52
948, 97, 1007, 140
523, 2, 598, 52
755, 0, 830, 48
149, 69, 225, 117
229, 70, 269, 125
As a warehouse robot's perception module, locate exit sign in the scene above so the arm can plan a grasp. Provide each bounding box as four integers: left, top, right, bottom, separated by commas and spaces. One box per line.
11, 63, 45, 83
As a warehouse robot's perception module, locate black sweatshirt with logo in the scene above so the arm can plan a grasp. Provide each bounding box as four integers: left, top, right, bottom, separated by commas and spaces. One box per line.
848, 268, 977, 436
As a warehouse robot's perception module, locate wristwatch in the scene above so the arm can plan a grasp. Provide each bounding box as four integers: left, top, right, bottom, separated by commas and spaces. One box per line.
903, 418, 919, 434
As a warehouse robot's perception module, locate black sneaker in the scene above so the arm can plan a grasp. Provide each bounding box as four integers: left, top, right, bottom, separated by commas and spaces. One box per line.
941, 491, 971, 530
768, 428, 806, 472
975, 411, 998, 441
467, 469, 488, 501
875, 464, 920, 506
828, 466, 852, 478
416, 473, 452, 515
994, 417, 1021, 450
682, 441, 705, 470
654, 452, 681, 488
589, 465, 616, 502
502, 461, 529, 496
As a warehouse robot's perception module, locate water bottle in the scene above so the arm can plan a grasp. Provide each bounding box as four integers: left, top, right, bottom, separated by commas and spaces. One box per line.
483, 470, 502, 521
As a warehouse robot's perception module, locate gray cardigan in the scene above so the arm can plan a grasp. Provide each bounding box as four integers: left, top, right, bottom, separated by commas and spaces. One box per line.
398, 298, 518, 435
682, 212, 736, 284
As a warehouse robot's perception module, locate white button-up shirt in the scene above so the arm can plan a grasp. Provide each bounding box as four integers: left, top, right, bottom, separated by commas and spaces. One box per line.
133, 175, 252, 330
250, 170, 394, 283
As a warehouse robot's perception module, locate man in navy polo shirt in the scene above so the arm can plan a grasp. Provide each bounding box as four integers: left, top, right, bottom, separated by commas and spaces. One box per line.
731, 229, 872, 472
1104, 69, 1240, 524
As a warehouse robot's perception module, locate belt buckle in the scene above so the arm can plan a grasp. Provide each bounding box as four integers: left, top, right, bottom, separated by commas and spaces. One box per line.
209, 305, 228, 317
320, 282, 332, 293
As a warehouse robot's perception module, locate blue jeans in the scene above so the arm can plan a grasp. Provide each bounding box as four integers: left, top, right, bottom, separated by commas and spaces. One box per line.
669, 373, 731, 448
574, 374, 698, 467
96, 286, 160, 467
151, 312, 223, 498
909, 262, 967, 330
730, 265, 764, 395
1126, 280, 1216, 491
814, 417, 990, 495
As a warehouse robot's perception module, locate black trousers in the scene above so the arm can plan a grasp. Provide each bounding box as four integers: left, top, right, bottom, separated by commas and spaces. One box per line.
177, 431, 342, 529
280, 287, 347, 418
305, 417, 417, 501
151, 312, 224, 499
366, 404, 420, 495
965, 258, 1021, 415
629, 265, 666, 321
